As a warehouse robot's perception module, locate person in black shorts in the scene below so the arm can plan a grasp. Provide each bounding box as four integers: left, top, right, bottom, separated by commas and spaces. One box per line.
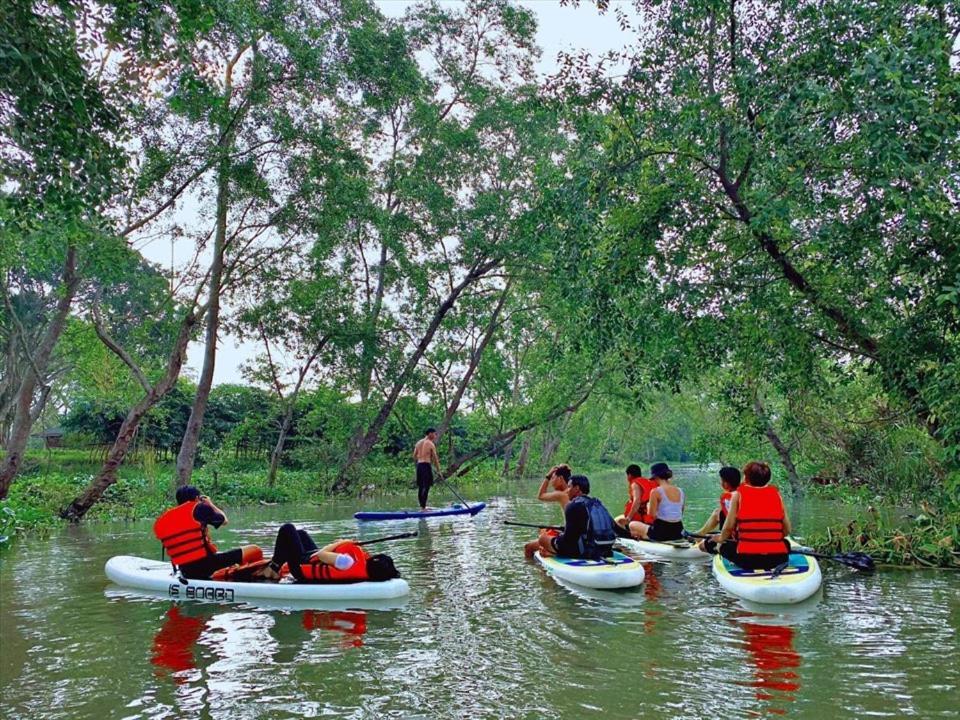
412, 428, 442, 510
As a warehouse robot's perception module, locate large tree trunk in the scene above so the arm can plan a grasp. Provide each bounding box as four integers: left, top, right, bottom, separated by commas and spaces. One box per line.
0, 246, 78, 500
334, 260, 497, 492
60, 307, 200, 521
175, 143, 230, 487
751, 395, 802, 495
266, 405, 294, 488
436, 282, 510, 440
442, 386, 594, 479
513, 435, 531, 479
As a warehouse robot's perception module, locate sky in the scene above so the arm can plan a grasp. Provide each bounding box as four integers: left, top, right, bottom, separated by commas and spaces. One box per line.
142, 0, 637, 387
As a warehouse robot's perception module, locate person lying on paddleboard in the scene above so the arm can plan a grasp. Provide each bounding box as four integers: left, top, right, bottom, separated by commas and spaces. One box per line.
257, 524, 400, 583
695, 466, 741, 535
627, 463, 685, 542
697, 461, 792, 570
523, 464, 572, 558
154, 485, 263, 580
536, 475, 617, 560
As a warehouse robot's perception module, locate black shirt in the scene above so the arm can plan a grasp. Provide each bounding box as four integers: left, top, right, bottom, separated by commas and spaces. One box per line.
554, 500, 589, 557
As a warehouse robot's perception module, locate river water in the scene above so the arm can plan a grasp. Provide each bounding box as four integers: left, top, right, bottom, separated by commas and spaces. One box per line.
1, 467, 958, 719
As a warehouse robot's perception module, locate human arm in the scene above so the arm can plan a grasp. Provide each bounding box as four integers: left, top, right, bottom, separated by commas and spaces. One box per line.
697, 508, 720, 535
552, 503, 587, 553
714, 493, 739, 544
647, 488, 660, 521
308, 539, 356, 569
782, 498, 792, 535
430, 442, 441, 473
195, 498, 227, 527
625, 483, 642, 521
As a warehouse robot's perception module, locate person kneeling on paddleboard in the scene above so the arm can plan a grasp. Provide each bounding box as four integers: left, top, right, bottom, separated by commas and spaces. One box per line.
523, 464, 572, 558
257, 524, 400, 583
627, 463, 685, 542
696, 466, 741, 535
154, 486, 263, 580
537, 475, 617, 560
698, 461, 792, 571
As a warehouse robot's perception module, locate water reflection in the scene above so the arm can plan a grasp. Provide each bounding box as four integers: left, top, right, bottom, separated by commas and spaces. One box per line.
737, 619, 801, 713
151, 605, 211, 683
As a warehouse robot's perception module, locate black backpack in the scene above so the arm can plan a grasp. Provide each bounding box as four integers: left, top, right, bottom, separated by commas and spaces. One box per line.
574, 496, 617, 559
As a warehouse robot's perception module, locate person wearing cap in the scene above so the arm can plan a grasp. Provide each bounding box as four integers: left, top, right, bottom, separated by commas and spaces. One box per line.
153, 486, 263, 579
536, 474, 617, 559
628, 462, 685, 541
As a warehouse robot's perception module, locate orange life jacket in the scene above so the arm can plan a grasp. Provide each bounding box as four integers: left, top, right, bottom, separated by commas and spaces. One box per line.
735, 484, 788, 556
623, 477, 657, 523
153, 500, 217, 567
299, 542, 369, 582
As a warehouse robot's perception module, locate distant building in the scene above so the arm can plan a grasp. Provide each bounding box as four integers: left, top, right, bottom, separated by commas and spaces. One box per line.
32, 427, 65, 449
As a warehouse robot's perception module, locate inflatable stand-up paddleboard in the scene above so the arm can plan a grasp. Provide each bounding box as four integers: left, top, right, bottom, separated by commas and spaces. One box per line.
105, 556, 410, 606
712, 552, 822, 604
534, 551, 645, 589
354, 502, 486, 521
618, 537, 710, 560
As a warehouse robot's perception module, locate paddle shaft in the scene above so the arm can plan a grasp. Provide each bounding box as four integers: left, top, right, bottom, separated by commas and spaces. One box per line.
504, 521, 564, 531
356, 531, 418, 546
435, 473, 473, 509
683, 531, 874, 571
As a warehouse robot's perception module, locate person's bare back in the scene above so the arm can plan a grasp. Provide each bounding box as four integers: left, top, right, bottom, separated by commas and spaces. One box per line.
413, 437, 439, 466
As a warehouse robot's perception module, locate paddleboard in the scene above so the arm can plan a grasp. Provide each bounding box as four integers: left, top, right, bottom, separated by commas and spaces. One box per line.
105, 555, 410, 605
618, 537, 709, 560
534, 551, 645, 589
712, 552, 822, 605
354, 502, 486, 521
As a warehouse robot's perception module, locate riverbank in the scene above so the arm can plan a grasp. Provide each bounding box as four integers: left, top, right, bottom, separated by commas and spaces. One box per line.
0, 449, 506, 545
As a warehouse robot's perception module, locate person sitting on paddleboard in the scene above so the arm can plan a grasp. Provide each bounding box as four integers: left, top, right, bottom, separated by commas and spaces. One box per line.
615, 464, 657, 532
537, 475, 617, 560
523, 464, 572, 558
628, 463, 685, 542
698, 461, 792, 570
257, 524, 400, 583
154, 486, 263, 580
695, 466, 741, 536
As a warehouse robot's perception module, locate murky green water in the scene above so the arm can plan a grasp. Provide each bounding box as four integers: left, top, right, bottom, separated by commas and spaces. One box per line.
1, 467, 958, 718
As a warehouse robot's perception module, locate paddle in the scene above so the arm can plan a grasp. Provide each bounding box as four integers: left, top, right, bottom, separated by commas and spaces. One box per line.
503, 520, 564, 531
681, 531, 876, 572
357, 531, 418, 546
435, 473, 475, 510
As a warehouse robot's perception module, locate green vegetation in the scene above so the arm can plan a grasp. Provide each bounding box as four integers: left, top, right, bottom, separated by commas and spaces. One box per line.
2, 0, 958, 564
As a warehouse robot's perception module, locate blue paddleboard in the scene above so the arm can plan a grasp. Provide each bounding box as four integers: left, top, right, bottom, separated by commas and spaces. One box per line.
354, 502, 486, 521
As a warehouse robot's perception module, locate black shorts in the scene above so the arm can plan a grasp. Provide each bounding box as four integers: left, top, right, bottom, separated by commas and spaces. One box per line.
718, 540, 790, 570
613, 522, 631, 539
647, 519, 684, 541
179, 548, 243, 579
416, 462, 433, 488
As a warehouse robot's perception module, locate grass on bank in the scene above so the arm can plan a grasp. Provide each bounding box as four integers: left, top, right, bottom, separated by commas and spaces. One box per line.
0, 449, 509, 545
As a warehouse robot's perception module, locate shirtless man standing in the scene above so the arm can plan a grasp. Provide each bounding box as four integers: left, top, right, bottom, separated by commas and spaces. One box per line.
523, 464, 572, 558
413, 428, 442, 511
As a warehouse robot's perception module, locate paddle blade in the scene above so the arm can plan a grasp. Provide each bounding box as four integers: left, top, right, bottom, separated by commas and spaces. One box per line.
835, 552, 876, 572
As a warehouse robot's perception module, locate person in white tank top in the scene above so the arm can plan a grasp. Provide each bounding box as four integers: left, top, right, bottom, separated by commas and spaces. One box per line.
627, 463, 685, 541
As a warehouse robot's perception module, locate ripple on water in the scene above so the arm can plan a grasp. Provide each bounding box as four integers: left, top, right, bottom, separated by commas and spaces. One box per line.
2, 479, 959, 719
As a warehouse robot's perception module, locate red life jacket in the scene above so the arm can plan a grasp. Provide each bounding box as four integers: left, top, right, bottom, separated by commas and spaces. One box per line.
623, 477, 658, 523
153, 500, 217, 567
299, 542, 369, 582
735, 484, 788, 556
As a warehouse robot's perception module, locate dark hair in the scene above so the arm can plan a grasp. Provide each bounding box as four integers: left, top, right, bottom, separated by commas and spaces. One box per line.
626, 464, 643, 478
554, 464, 572, 481
569, 474, 590, 494
367, 554, 400, 581
176, 485, 201, 504
743, 461, 772, 486
719, 466, 741, 488
424, 428, 436, 436
649, 462, 673, 480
